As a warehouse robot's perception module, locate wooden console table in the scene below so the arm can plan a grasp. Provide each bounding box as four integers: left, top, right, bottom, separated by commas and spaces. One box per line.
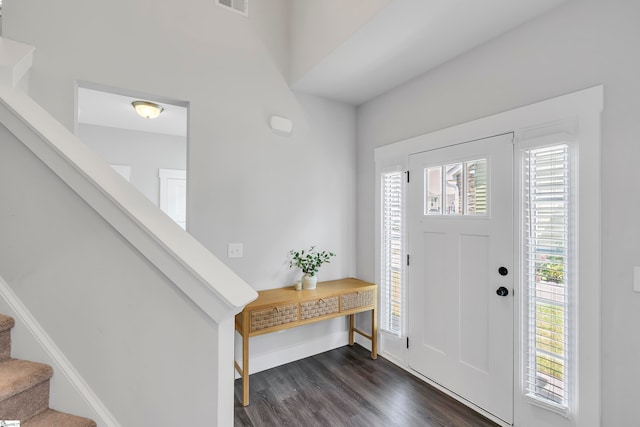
234, 278, 377, 406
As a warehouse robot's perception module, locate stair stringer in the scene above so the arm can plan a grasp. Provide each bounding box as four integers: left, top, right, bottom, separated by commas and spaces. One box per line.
0, 275, 120, 426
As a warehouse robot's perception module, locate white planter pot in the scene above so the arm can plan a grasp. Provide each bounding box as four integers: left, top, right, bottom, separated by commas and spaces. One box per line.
301, 274, 318, 290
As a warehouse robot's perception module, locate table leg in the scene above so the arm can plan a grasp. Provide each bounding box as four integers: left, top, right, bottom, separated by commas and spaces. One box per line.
349, 314, 355, 346
242, 324, 250, 406
371, 307, 378, 359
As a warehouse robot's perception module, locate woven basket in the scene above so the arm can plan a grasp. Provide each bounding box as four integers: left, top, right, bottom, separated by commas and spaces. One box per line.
300, 296, 339, 320
250, 304, 299, 332
341, 289, 374, 311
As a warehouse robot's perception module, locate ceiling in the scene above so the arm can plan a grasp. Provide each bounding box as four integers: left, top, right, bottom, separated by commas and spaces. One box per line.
292, 0, 569, 105
77, 0, 568, 134
77, 87, 187, 137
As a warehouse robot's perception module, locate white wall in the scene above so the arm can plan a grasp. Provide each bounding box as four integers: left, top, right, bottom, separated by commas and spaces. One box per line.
248, 0, 291, 80
78, 124, 186, 206
190, 92, 356, 290
357, 0, 639, 425
0, 127, 222, 426
289, 0, 391, 83
3, 0, 357, 395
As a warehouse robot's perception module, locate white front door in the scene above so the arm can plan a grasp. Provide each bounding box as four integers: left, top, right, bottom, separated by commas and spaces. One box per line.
408, 133, 514, 424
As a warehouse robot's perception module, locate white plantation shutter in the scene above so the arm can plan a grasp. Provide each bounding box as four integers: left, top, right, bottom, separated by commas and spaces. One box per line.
381, 171, 404, 336
523, 144, 572, 410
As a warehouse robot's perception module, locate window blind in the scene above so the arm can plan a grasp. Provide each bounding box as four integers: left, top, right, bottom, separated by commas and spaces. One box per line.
381, 172, 403, 336
523, 144, 571, 409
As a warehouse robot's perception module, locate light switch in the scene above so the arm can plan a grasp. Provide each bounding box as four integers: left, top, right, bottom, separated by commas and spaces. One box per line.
634, 266, 640, 293
228, 243, 243, 258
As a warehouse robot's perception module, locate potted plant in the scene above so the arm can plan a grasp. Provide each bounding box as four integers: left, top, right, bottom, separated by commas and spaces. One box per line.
289, 246, 336, 290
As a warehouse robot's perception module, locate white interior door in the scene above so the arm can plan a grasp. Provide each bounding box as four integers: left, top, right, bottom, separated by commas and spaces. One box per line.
408, 133, 514, 423
159, 168, 187, 229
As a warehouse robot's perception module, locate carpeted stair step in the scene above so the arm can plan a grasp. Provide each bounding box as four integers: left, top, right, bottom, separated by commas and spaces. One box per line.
0, 314, 15, 360
0, 358, 53, 420
0, 313, 97, 426
23, 409, 97, 427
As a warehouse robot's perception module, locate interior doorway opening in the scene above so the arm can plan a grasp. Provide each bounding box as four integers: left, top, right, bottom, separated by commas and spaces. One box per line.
75, 83, 189, 229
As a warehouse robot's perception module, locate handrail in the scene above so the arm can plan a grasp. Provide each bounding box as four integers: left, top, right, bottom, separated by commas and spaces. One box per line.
0, 84, 257, 322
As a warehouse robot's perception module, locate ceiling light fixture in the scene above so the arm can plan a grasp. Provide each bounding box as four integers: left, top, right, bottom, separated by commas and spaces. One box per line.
132, 100, 164, 119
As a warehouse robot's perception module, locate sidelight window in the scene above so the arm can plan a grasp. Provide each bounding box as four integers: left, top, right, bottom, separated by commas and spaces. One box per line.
523, 143, 573, 411
380, 171, 404, 336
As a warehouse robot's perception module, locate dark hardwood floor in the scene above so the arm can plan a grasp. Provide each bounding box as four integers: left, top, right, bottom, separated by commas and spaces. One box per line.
234, 344, 499, 427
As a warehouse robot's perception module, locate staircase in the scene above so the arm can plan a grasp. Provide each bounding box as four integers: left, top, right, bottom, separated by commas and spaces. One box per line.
0, 314, 96, 426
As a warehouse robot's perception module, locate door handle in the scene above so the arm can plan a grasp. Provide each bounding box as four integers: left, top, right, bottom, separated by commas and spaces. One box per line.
496, 286, 509, 297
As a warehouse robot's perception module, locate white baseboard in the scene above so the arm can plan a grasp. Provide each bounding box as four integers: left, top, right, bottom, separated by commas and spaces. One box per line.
354, 333, 373, 353
0, 276, 121, 427
237, 330, 350, 377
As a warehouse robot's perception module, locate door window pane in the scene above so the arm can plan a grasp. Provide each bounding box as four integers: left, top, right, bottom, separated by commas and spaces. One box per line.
465, 159, 487, 215
425, 167, 442, 215
424, 159, 488, 217
445, 163, 463, 215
